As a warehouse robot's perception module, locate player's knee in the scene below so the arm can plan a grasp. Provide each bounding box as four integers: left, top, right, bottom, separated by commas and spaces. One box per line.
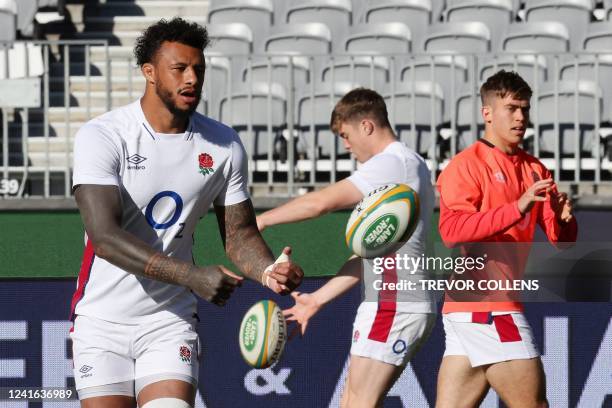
141, 398, 192, 408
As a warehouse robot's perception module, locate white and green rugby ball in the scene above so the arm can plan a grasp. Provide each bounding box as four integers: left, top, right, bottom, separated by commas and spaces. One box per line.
239, 299, 287, 369
346, 183, 420, 258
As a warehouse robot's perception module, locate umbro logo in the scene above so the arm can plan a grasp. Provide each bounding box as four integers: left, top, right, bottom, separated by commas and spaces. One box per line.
79, 365, 93, 379
494, 171, 506, 183
127, 154, 147, 170
79, 365, 93, 374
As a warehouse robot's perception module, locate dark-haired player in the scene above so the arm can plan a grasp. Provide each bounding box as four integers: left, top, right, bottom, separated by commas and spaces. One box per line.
258, 88, 436, 408
70, 18, 303, 408
435, 70, 577, 408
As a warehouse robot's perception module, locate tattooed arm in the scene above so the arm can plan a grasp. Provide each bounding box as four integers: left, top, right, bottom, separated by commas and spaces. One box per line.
215, 199, 304, 294
75, 184, 241, 305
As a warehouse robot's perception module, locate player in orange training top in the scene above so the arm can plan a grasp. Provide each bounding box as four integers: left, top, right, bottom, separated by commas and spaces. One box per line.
435, 70, 577, 408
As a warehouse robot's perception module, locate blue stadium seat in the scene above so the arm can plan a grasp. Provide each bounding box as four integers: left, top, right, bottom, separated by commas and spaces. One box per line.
219, 82, 287, 160
536, 80, 603, 158
296, 82, 360, 158
444, 0, 514, 51
583, 22, 612, 52
361, 0, 431, 52
285, 0, 353, 52
0, 0, 16, 42
524, 0, 592, 52
384, 81, 444, 158
399, 55, 468, 122
264, 23, 332, 54
207, 0, 274, 53
424, 22, 491, 53
321, 56, 389, 89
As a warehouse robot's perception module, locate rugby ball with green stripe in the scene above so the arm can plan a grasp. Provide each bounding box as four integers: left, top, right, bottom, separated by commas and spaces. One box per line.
239, 299, 287, 368
346, 184, 419, 258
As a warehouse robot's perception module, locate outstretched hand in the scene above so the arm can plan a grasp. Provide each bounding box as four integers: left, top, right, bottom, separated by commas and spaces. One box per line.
283, 291, 322, 339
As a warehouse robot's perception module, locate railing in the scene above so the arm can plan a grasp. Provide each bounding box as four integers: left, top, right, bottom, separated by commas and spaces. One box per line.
0, 39, 611, 199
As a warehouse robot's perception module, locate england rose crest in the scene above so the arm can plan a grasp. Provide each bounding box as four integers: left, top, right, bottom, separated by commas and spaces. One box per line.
179, 346, 191, 363
198, 153, 214, 175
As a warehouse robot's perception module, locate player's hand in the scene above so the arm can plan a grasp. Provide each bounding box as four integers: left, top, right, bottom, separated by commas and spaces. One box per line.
265, 247, 304, 295
283, 291, 322, 338
187, 265, 243, 306
551, 191, 574, 223
517, 178, 553, 215
256, 215, 266, 232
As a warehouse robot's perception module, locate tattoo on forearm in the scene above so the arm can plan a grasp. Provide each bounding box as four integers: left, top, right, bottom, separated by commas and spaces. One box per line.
217, 200, 273, 281
143, 252, 190, 285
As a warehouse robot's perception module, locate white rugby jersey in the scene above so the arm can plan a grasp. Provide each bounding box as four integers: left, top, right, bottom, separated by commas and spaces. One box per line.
348, 141, 437, 313
71, 100, 249, 323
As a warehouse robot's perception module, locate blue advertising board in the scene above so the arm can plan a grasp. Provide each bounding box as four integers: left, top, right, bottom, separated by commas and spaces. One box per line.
0, 279, 610, 407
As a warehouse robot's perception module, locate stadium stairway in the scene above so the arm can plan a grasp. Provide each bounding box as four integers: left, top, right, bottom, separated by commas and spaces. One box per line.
4, 0, 210, 195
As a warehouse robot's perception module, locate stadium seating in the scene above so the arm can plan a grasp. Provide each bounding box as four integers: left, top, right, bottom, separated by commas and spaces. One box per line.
0, 0, 16, 42
207, 23, 254, 55
360, 0, 431, 52
285, 0, 353, 52
605, 0, 612, 20
202, 56, 230, 119
400, 55, 468, 122
424, 22, 491, 53
344, 22, 412, 53
321, 56, 389, 89
583, 22, 612, 52
343, 23, 412, 74
219, 82, 287, 160
384, 81, 444, 157
560, 55, 612, 123
480, 55, 548, 83
524, 0, 592, 52
15, 0, 38, 37
502, 22, 570, 52
264, 23, 332, 54
444, 0, 514, 50
207, 0, 274, 53
242, 56, 311, 89
452, 89, 485, 152
296, 81, 358, 159
536, 80, 603, 158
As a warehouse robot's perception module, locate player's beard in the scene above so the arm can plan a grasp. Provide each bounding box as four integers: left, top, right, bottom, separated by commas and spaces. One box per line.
155, 82, 200, 119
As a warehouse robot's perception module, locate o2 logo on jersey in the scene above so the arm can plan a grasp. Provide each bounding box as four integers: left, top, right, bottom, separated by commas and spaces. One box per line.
145, 191, 184, 230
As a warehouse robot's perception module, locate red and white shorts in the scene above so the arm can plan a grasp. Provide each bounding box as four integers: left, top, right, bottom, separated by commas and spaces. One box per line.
350, 302, 436, 366
443, 312, 540, 367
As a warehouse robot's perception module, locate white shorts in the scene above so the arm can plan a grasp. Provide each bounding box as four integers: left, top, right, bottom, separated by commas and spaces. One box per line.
350, 302, 436, 366
70, 314, 200, 397
443, 312, 540, 367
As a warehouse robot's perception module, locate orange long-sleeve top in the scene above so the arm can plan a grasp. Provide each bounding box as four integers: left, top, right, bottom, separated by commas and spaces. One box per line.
436, 139, 578, 313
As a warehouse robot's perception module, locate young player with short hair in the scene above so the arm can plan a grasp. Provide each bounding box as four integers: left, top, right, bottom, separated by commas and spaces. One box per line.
257, 88, 437, 408
435, 70, 577, 408
70, 18, 303, 408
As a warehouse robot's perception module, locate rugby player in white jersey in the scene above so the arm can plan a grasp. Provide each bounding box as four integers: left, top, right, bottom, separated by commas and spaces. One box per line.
257, 88, 437, 408
70, 18, 303, 408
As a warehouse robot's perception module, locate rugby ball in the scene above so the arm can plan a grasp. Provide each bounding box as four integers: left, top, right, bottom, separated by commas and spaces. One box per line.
239, 299, 287, 369
345, 183, 419, 258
